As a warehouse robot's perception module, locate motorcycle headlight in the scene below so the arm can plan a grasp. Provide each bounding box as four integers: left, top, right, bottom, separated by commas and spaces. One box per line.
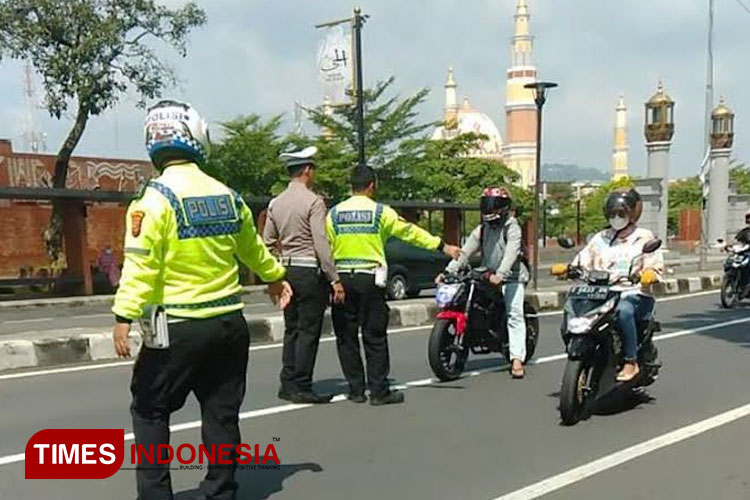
568, 316, 596, 334
566, 297, 617, 334
436, 283, 461, 308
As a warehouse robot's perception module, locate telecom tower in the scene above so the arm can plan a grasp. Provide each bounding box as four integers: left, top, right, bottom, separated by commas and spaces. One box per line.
21, 62, 46, 153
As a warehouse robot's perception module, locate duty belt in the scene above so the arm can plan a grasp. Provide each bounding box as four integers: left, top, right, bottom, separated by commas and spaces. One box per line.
336, 267, 377, 275
281, 256, 319, 268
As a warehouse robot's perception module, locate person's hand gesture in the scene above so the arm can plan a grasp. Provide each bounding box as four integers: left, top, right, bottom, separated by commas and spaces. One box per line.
442, 244, 462, 261
113, 323, 132, 358
268, 280, 293, 309
331, 281, 346, 304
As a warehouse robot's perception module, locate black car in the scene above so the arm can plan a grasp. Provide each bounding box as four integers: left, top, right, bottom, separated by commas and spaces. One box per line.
384, 238, 451, 300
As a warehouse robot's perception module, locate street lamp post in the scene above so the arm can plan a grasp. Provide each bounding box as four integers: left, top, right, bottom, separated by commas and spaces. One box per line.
525, 81, 558, 291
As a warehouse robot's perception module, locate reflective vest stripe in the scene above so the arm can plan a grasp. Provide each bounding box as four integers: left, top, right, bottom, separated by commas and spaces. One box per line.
149, 181, 242, 240
164, 293, 242, 310
331, 203, 384, 236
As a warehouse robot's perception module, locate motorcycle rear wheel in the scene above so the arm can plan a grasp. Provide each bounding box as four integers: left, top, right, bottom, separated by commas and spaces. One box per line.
720, 273, 739, 309
559, 359, 593, 426
428, 318, 468, 382
523, 302, 540, 362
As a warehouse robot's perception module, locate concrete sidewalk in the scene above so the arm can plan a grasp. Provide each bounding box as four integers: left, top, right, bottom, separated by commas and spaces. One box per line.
0, 270, 725, 372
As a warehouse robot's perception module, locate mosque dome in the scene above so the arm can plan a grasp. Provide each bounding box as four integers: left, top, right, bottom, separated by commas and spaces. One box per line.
432, 96, 504, 160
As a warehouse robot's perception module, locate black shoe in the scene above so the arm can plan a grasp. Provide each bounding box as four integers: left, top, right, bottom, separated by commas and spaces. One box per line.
347, 393, 367, 404
369, 390, 405, 406
291, 391, 334, 404
277, 389, 295, 402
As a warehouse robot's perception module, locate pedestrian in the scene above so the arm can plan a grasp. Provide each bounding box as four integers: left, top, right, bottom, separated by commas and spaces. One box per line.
111, 99, 292, 500
263, 146, 345, 404
326, 165, 461, 405
97, 245, 121, 289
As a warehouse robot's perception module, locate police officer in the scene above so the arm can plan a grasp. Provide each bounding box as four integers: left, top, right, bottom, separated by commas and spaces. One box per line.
264, 146, 344, 404
112, 100, 292, 500
326, 166, 461, 405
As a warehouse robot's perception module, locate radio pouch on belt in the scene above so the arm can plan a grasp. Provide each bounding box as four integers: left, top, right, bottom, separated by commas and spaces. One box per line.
139, 304, 170, 349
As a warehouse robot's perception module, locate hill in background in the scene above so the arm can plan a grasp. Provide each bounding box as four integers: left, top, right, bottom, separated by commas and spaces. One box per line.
542, 163, 609, 183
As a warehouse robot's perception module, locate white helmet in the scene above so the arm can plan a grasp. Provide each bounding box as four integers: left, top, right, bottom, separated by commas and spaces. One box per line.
144, 100, 209, 169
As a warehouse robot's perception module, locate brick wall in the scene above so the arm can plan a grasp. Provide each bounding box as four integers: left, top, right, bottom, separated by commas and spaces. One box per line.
0, 140, 152, 278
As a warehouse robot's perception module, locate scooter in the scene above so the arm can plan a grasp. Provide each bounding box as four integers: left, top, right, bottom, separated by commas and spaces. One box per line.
552, 238, 663, 426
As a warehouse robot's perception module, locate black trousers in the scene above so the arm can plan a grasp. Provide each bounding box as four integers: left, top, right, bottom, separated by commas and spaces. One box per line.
130, 310, 250, 500
280, 267, 328, 393
331, 272, 391, 397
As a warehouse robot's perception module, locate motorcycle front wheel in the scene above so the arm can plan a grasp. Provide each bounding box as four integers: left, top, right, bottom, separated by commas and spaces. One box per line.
559, 359, 593, 426
720, 272, 739, 309
428, 318, 468, 382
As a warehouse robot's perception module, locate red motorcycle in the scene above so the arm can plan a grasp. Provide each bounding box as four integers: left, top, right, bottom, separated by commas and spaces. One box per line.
428, 267, 539, 381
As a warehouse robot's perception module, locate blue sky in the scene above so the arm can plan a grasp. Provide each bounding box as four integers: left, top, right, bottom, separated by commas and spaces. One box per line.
0, 0, 747, 181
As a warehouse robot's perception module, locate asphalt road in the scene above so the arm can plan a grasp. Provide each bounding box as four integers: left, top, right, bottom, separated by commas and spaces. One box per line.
0, 260, 722, 337
1, 290, 749, 499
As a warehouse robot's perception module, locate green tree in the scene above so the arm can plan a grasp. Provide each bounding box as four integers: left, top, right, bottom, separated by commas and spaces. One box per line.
730, 162, 750, 194
204, 114, 287, 198
307, 76, 436, 200
0, 0, 206, 258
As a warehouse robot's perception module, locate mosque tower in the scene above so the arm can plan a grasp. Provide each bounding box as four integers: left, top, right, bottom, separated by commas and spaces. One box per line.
443, 67, 459, 129
503, 0, 538, 187
612, 94, 629, 180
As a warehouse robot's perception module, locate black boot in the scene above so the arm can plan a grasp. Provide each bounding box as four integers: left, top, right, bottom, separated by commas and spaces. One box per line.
291, 391, 334, 404
370, 390, 405, 406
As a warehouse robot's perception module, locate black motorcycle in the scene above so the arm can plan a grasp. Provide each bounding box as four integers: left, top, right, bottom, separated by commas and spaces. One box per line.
428, 267, 539, 381
554, 239, 662, 426
720, 240, 750, 309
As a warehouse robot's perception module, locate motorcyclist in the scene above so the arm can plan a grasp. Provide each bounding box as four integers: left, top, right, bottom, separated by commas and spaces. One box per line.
572, 188, 664, 382
439, 187, 529, 378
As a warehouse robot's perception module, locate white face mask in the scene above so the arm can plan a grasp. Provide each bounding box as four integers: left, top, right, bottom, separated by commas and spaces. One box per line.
609, 216, 629, 231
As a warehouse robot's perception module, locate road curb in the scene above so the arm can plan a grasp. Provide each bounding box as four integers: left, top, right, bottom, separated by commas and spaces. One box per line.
0, 286, 269, 310
0, 273, 724, 373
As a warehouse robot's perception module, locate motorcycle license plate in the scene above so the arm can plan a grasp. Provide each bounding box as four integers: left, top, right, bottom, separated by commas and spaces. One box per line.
569, 285, 608, 300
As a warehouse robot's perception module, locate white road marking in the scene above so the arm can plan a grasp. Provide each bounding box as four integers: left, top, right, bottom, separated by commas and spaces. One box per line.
1, 314, 748, 467
3, 318, 54, 325
490, 401, 750, 500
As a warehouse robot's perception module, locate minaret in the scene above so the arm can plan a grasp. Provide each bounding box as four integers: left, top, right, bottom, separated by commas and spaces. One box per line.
612, 94, 629, 180
503, 0, 538, 187
444, 67, 459, 129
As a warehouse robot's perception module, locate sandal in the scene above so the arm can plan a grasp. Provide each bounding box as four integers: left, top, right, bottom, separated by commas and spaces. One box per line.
616, 362, 640, 382
510, 359, 525, 379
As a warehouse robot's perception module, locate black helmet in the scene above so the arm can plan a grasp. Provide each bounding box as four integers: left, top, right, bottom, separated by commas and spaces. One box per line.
603, 189, 637, 222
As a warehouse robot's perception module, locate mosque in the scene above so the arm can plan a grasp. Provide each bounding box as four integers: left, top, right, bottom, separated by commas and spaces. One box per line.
432, 0, 631, 186
432, 0, 540, 187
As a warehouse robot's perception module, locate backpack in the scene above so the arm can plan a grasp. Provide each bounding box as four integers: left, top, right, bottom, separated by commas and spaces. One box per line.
479, 219, 531, 272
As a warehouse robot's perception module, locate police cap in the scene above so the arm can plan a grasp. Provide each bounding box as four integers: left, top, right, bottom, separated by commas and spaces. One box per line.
279, 146, 317, 170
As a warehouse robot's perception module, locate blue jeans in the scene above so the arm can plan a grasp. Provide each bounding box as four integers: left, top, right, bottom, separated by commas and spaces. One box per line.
615, 294, 655, 362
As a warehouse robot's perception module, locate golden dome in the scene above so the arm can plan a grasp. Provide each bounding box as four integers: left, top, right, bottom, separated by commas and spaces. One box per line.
647, 81, 673, 106
432, 96, 504, 159
712, 97, 734, 118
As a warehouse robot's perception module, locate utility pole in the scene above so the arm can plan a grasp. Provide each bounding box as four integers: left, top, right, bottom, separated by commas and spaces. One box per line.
700, 0, 714, 271
316, 8, 368, 167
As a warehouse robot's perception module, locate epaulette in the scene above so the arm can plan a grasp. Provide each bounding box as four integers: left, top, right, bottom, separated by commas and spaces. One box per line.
133, 178, 151, 201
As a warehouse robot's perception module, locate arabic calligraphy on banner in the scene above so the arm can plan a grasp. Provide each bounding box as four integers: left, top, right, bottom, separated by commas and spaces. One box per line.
316, 24, 353, 105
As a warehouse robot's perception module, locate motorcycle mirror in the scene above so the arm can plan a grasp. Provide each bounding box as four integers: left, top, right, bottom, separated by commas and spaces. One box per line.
642, 239, 662, 254
557, 237, 576, 249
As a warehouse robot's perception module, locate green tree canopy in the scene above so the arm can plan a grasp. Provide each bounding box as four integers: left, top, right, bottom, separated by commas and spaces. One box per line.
0, 0, 206, 259
307, 76, 437, 200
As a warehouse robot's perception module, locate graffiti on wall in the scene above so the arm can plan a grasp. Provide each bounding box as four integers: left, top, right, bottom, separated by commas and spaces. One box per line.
1, 156, 153, 191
